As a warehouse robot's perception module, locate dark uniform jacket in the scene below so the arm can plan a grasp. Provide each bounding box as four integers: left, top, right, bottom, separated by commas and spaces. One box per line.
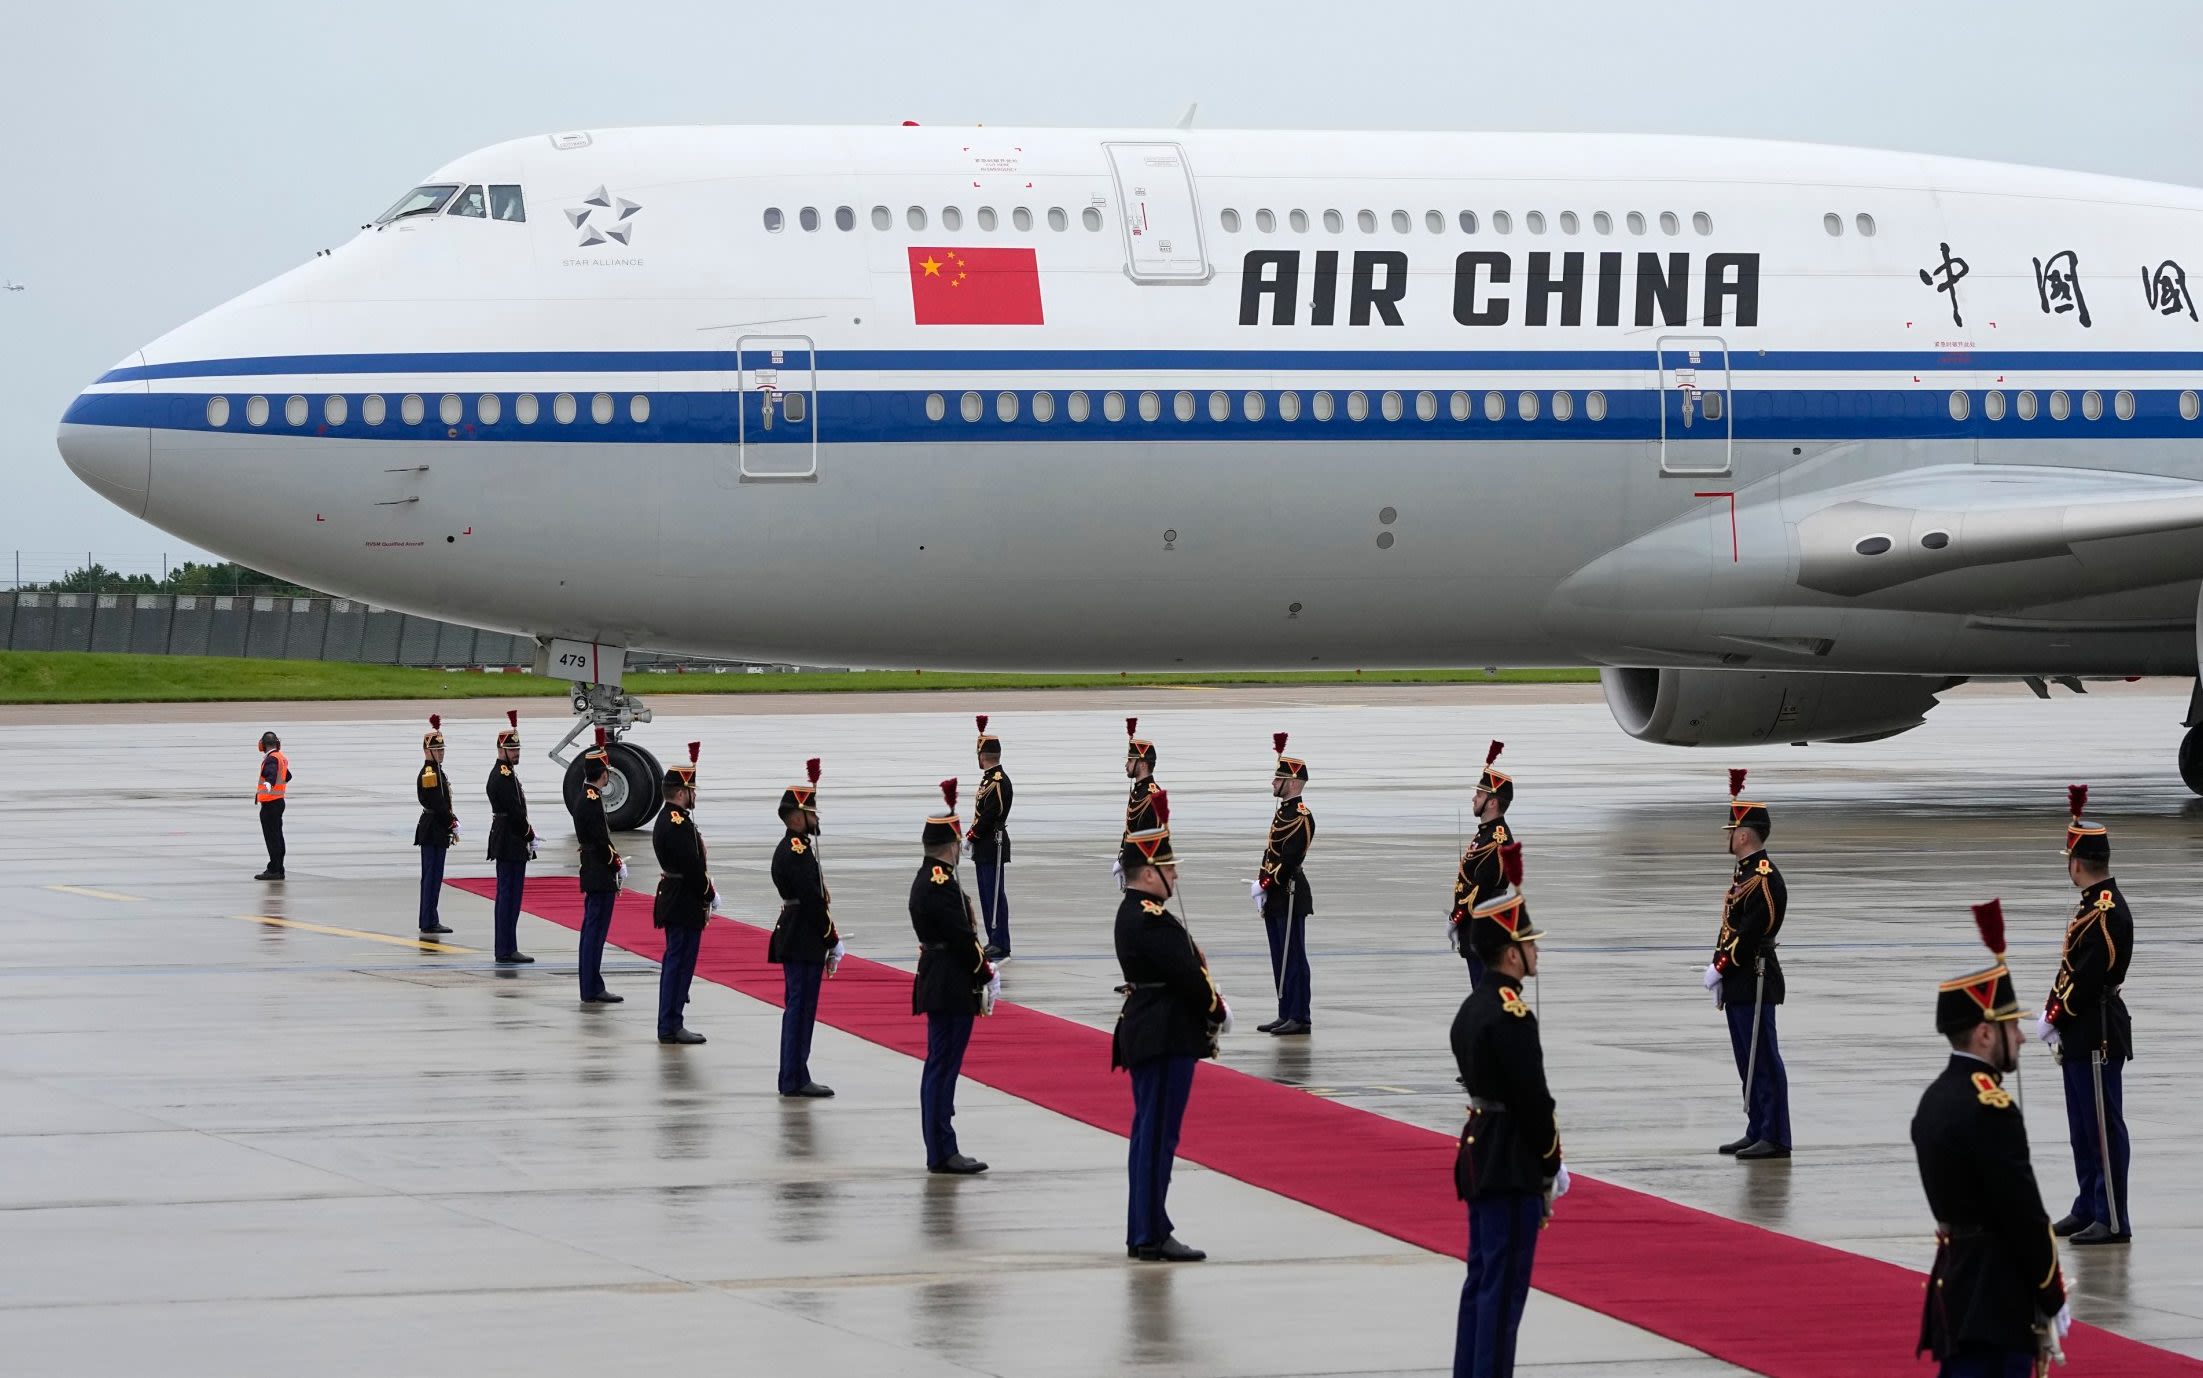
1124, 776, 1160, 836
1450, 815, 1511, 930
414, 758, 456, 849
649, 801, 712, 930
1111, 889, 1224, 1069
570, 783, 621, 894
1257, 796, 1315, 921
2046, 878, 2134, 1059
1450, 972, 1563, 1200
1912, 1054, 2066, 1360
910, 857, 986, 1016
1713, 849, 1786, 1005
768, 829, 837, 963
485, 762, 534, 863
970, 765, 1013, 862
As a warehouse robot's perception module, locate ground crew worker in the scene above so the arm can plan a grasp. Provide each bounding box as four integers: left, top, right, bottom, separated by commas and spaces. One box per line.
570, 729, 625, 1005
971, 715, 1015, 961
1914, 899, 2071, 1375
485, 710, 535, 964
652, 743, 709, 1043
1114, 789, 1229, 1263
1253, 732, 1315, 1035
769, 757, 839, 1097
254, 730, 290, 880
1707, 768, 1790, 1160
1451, 844, 1566, 1378
1449, 741, 1514, 987
414, 715, 454, 935
2042, 785, 2135, 1246
913, 778, 992, 1174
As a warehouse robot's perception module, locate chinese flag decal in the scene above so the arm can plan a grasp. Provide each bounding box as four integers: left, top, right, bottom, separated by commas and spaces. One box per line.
908, 247, 1045, 325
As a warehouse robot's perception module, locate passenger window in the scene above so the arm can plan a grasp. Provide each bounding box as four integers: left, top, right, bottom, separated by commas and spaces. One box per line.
1313, 391, 1336, 421
908, 206, 928, 230
2017, 390, 2039, 420
799, 207, 820, 232
402, 394, 426, 425
1948, 391, 1970, 421
1221, 208, 1241, 233
834, 206, 855, 232
1552, 391, 1574, 421
1390, 210, 1411, 233
1525, 211, 1546, 234
591, 393, 613, 424
1243, 390, 1266, 421
1323, 209, 1344, 234
1702, 393, 1723, 421
1068, 391, 1091, 421
1660, 211, 1681, 235
1278, 390, 1302, 421
873, 206, 893, 230
362, 394, 386, 425
978, 207, 998, 231
323, 395, 347, 426
449, 185, 487, 219
1586, 390, 1608, 421
1855, 213, 1877, 237
2184, 389, 2201, 421
206, 396, 230, 427
2115, 390, 2136, 420
1289, 210, 1308, 233
997, 390, 1019, 422
376, 184, 459, 223
1357, 209, 1377, 233
1415, 391, 1437, 421
1048, 207, 1068, 231
926, 393, 946, 421
1208, 390, 1230, 422
1493, 211, 1513, 235
961, 392, 982, 422
1379, 390, 1402, 421
1824, 213, 1844, 236
1013, 207, 1033, 231
1627, 211, 1647, 236
1139, 391, 1162, 422
942, 207, 963, 231
630, 395, 651, 424
1459, 211, 1479, 234
284, 395, 308, 427
1984, 390, 2006, 421
1256, 209, 1276, 233
2082, 390, 2103, 420
1032, 390, 1055, 421
1450, 391, 1471, 421
489, 185, 526, 221
476, 394, 499, 425
439, 394, 462, 425
1082, 206, 1103, 231
1517, 391, 1539, 421
245, 395, 269, 427
1103, 390, 1126, 421
1693, 212, 1713, 235
1172, 390, 1194, 422
515, 394, 539, 424
1559, 211, 1579, 235
1593, 211, 1612, 235
764, 208, 785, 233
1484, 390, 1505, 421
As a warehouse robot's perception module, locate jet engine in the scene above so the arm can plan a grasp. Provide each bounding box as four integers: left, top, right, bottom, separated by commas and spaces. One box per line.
1600, 668, 1961, 747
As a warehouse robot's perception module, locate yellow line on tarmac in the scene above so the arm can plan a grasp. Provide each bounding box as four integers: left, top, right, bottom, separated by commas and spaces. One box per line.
46, 884, 144, 902
233, 914, 477, 953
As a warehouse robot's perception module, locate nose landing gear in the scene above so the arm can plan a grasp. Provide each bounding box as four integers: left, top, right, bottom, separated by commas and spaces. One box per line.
550, 677, 663, 831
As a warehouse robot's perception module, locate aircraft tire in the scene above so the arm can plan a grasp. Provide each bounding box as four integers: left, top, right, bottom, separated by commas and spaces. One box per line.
2181, 725, 2203, 796
603, 742, 663, 831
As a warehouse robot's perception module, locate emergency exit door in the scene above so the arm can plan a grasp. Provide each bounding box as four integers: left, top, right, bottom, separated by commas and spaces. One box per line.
1102, 142, 1211, 283
1656, 335, 1732, 477
732, 334, 816, 482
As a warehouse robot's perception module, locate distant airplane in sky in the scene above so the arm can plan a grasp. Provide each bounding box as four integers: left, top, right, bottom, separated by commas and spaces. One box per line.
1, 280, 24, 292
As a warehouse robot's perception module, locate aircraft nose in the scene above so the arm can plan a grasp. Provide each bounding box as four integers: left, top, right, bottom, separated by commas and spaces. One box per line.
57, 369, 154, 518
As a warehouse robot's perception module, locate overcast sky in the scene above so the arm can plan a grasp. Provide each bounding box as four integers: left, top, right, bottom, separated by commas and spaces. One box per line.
5, 0, 2199, 577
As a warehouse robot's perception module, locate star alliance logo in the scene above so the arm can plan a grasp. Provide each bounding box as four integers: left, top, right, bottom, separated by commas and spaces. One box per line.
565, 186, 641, 246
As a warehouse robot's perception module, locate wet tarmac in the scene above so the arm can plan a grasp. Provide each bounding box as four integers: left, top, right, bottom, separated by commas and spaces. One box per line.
4, 681, 2197, 1374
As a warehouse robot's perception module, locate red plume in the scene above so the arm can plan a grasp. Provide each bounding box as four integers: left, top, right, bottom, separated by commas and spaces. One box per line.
1126, 717, 1138, 739
1728, 767, 1747, 799
506, 709, 518, 729
2067, 784, 2087, 820
1150, 788, 1170, 825
593, 727, 607, 747
1485, 739, 1504, 766
685, 740, 699, 764
1971, 898, 2006, 957
1500, 841, 1524, 887
429, 714, 440, 730
806, 757, 822, 785
975, 714, 989, 732
1273, 731, 1288, 755
940, 778, 957, 810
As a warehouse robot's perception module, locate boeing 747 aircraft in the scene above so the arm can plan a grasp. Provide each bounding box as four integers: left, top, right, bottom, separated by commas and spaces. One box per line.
57, 124, 2203, 824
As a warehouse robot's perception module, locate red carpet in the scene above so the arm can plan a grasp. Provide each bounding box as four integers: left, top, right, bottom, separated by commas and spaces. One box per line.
458, 877, 2194, 1377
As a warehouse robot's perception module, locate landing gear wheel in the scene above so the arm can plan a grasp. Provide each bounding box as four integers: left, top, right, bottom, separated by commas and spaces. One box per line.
2181, 724, 2203, 795
563, 742, 665, 831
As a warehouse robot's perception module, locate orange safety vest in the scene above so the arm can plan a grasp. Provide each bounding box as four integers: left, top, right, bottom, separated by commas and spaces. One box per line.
256, 749, 290, 804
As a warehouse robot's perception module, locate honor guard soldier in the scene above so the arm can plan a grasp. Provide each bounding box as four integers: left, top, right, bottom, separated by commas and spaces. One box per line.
414, 716, 455, 935
1914, 900, 2071, 1376
2040, 785, 2135, 1246
254, 730, 290, 880
1448, 741, 1515, 988
1113, 790, 1229, 1263
971, 716, 1015, 961
1704, 769, 1791, 1160
1451, 844, 1567, 1378
569, 730, 626, 1005
1252, 732, 1316, 1036
485, 711, 536, 964
651, 743, 711, 1043
913, 779, 994, 1174
770, 758, 841, 1098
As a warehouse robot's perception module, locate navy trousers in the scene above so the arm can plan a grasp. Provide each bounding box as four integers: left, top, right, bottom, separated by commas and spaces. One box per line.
1938, 1349, 2038, 1378
1724, 1001, 1791, 1148
921, 1012, 975, 1167
975, 853, 1011, 954
492, 856, 527, 958
656, 926, 701, 1037
1264, 897, 1313, 1024
417, 844, 447, 930
1126, 1054, 1197, 1248
779, 961, 826, 1093
258, 800, 286, 869
577, 890, 615, 1000
2061, 1049, 2132, 1232
1455, 1193, 1542, 1378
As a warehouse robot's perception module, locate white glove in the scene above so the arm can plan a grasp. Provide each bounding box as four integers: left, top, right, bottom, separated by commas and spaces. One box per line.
1249, 878, 1267, 913
450, 822, 462, 841
2035, 1013, 2060, 1048
962, 834, 974, 857
1447, 918, 1461, 954
981, 970, 1001, 1015
2050, 1302, 2072, 1339
1110, 856, 1125, 889
827, 937, 847, 977
707, 892, 722, 915
1217, 1000, 1235, 1036
1702, 963, 1722, 990
1551, 1164, 1572, 1200
615, 860, 629, 887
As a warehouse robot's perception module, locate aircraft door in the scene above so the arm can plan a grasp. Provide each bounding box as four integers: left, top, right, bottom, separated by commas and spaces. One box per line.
729, 334, 817, 483
1102, 141, 1211, 284
1655, 335, 1732, 477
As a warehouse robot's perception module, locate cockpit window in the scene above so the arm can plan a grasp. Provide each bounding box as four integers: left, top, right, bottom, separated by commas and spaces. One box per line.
449, 185, 488, 219
376, 183, 459, 223
489, 185, 526, 222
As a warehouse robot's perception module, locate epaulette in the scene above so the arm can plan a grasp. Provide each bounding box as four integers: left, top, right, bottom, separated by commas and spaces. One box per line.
1491, 824, 1508, 844
1756, 859, 1773, 875
497, 765, 512, 776
1499, 987, 1533, 1019
1296, 802, 1309, 815
421, 767, 437, 786
1971, 1072, 2015, 1110
929, 865, 950, 885
1140, 900, 1166, 915
2094, 891, 2116, 911
585, 788, 599, 802
668, 809, 685, 825
789, 837, 808, 854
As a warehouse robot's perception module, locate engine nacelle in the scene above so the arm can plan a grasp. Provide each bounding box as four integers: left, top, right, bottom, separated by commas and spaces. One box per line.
1601, 667, 1960, 747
